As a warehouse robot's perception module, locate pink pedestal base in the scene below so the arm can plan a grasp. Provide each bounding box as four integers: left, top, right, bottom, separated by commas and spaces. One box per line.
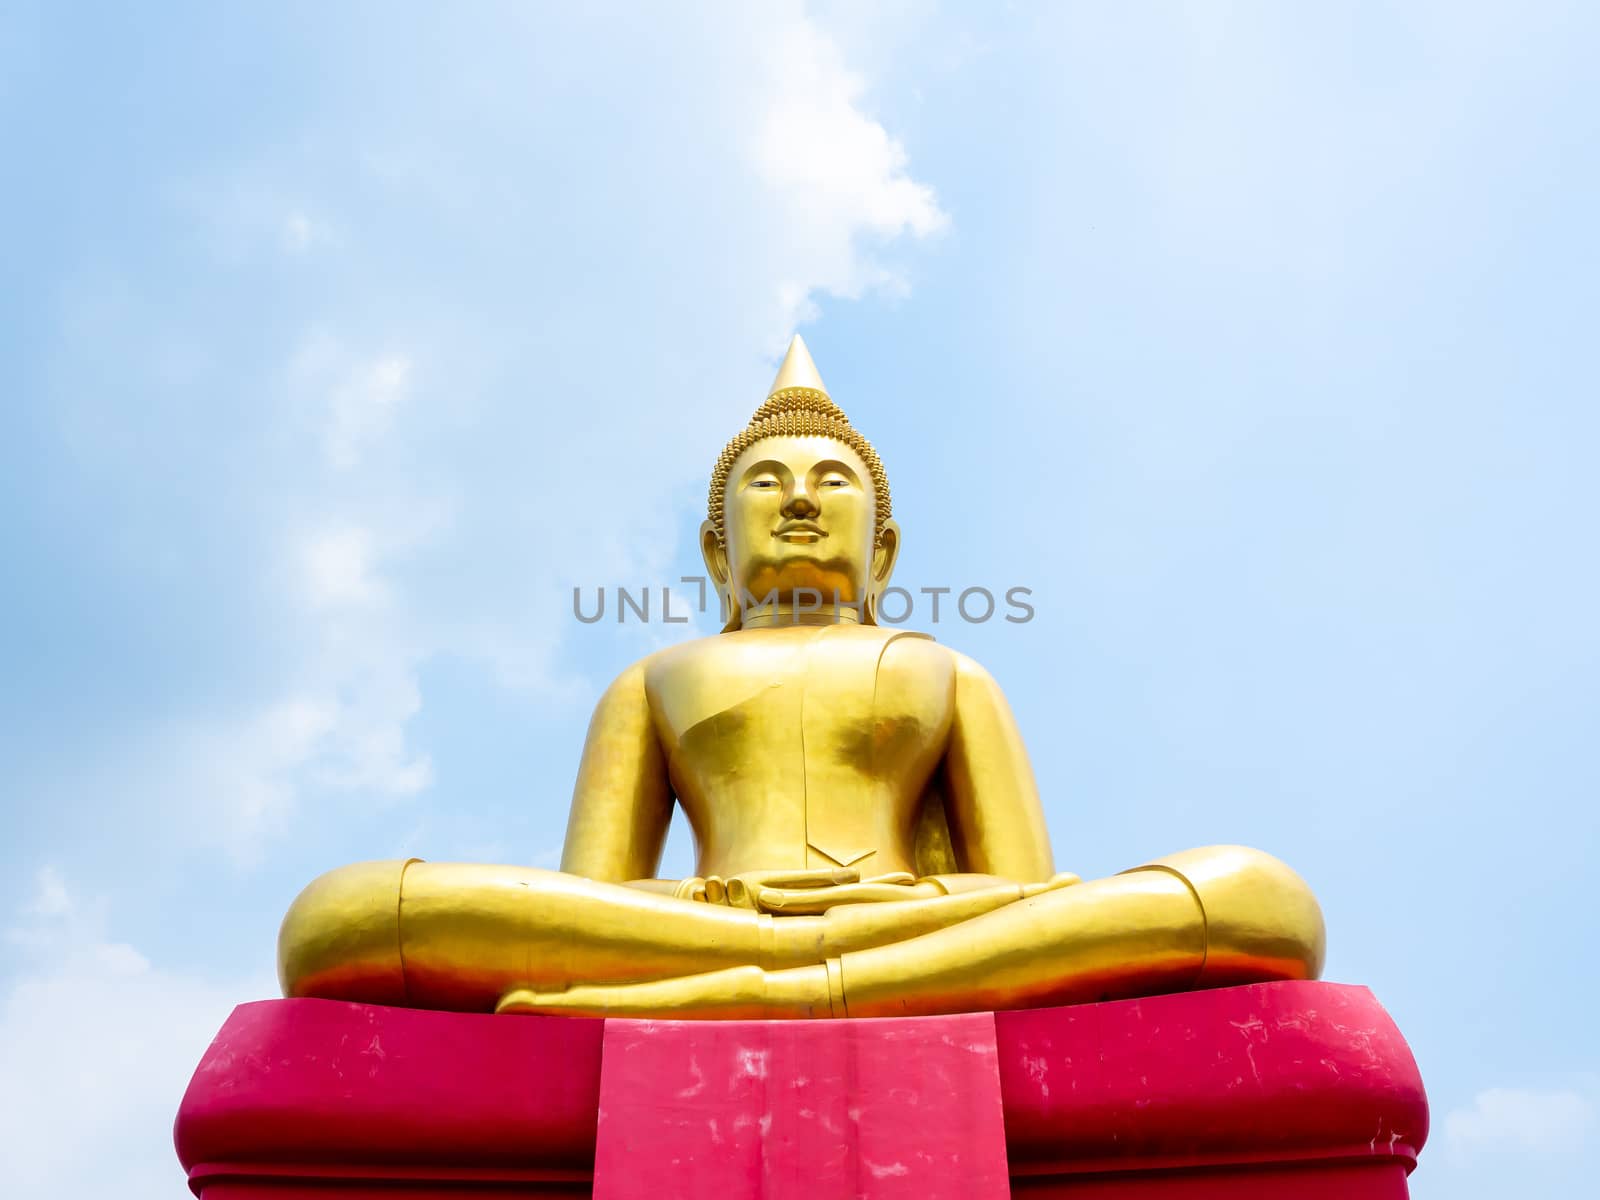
595, 1012, 1010, 1199
175, 981, 1427, 1198
996, 984, 1428, 1196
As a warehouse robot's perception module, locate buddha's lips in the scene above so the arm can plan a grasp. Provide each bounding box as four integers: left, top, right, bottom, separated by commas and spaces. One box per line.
775, 521, 826, 541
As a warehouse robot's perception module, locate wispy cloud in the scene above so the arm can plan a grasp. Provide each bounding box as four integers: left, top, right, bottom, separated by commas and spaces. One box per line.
108, 4, 953, 865
292, 337, 414, 470
750, 9, 950, 332
0, 869, 272, 1199
1445, 1086, 1596, 1156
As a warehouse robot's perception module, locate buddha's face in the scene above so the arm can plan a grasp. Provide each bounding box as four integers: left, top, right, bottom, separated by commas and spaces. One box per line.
703, 435, 898, 622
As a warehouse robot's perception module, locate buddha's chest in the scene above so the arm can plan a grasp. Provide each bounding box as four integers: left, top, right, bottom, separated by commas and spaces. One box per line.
644, 627, 954, 871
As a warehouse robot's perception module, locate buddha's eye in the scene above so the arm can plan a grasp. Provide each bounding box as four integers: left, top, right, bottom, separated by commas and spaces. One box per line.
750, 479, 779, 489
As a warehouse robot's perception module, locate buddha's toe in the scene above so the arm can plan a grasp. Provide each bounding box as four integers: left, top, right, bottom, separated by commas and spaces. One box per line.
278, 859, 414, 1004
1130, 845, 1326, 987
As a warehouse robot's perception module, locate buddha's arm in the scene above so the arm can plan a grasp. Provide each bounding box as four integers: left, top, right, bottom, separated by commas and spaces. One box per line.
559, 658, 674, 882
940, 651, 1056, 883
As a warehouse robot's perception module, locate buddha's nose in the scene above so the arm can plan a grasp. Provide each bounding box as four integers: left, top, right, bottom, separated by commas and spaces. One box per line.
785, 488, 819, 519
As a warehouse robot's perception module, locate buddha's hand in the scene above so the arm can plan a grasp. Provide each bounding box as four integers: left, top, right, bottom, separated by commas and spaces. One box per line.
676, 868, 923, 911
751, 870, 1083, 914
672, 869, 856, 905
746, 872, 947, 914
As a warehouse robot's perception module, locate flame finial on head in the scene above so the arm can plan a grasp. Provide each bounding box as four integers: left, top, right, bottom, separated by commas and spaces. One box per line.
767, 333, 828, 396
707, 335, 892, 545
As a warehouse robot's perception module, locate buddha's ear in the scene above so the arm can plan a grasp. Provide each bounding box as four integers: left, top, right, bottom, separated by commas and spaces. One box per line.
700, 520, 738, 631
862, 520, 900, 627
872, 519, 901, 588
700, 520, 729, 585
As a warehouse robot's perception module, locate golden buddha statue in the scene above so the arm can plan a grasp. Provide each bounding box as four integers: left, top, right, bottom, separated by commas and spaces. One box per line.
279, 336, 1325, 1020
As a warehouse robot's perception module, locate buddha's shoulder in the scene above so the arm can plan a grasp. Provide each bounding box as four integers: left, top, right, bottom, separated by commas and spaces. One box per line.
598, 638, 721, 699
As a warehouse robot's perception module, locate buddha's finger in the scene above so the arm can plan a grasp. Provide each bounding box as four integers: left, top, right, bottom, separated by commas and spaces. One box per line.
672, 877, 710, 902
704, 877, 727, 904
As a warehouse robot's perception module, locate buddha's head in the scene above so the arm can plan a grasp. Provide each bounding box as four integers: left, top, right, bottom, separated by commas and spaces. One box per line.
703, 335, 900, 629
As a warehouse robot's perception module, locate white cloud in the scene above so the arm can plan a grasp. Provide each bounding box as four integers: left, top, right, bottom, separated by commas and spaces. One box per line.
300, 523, 388, 609
39, 4, 950, 870
293, 339, 414, 470
749, 9, 950, 332
308, 662, 433, 797
177, 6, 945, 864
0, 870, 272, 1200
169, 663, 433, 860
1445, 1086, 1596, 1155
170, 161, 339, 264
170, 509, 433, 856
171, 697, 336, 852
26, 866, 73, 917
158, 334, 440, 857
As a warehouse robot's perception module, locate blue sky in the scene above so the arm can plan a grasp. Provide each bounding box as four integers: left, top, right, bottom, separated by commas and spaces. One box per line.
2, 2, 1595, 1195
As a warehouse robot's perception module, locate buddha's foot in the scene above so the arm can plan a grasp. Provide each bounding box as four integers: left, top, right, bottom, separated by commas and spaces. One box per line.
495, 963, 837, 1020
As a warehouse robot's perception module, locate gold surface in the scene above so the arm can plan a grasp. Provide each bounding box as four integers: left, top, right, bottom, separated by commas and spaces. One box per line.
279, 336, 1325, 1018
